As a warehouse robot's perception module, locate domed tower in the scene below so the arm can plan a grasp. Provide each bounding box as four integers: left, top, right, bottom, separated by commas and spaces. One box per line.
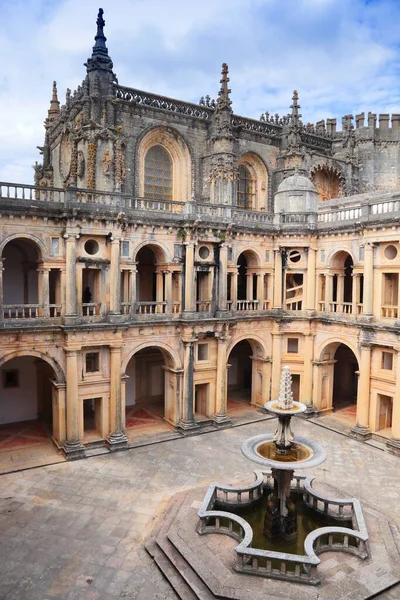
274, 172, 318, 214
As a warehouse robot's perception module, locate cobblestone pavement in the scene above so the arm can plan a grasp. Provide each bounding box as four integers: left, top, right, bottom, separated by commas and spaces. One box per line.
0, 419, 399, 599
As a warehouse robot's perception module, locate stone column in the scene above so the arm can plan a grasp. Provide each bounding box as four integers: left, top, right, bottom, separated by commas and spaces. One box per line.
352, 273, 360, 315
351, 344, 372, 440
179, 338, 198, 429
65, 237, 77, 318
214, 334, 231, 425
246, 273, 253, 302
257, 273, 264, 309
306, 248, 316, 313
38, 267, 50, 317
337, 273, 345, 310
218, 244, 228, 312
164, 270, 173, 313
302, 333, 315, 413
271, 333, 282, 400
109, 238, 121, 315
387, 349, 400, 455
184, 242, 195, 312
130, 263, 137, 316
363, 243, 374, 316
107, 346, 128, 450
325, 273, 333, 311
64, 349, 85, 459
273, 250, 282, 309
231, 270, 238, 311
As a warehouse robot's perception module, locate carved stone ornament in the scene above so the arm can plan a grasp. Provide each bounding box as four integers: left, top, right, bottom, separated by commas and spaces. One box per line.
59, 133, 72, 184
209, 156, 239, 183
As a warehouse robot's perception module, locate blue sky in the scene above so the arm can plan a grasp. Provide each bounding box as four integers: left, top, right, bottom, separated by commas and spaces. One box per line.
1, 0, 400, 184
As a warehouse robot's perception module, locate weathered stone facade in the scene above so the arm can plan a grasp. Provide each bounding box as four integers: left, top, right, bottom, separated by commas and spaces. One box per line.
2, 9, 400, 459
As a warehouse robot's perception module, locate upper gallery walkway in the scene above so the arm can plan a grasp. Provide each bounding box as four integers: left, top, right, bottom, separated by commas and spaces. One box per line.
1, 181, 400, 232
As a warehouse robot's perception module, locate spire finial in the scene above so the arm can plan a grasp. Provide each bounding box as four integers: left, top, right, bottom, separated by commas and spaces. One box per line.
47, 81, 60, 123
85, 8, 113, 73
217, 63, 232, 110
290, 90, 301, 126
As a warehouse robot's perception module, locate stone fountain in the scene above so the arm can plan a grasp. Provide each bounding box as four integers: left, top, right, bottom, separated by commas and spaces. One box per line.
242, 366, 326, 541
146, 365, 400, 597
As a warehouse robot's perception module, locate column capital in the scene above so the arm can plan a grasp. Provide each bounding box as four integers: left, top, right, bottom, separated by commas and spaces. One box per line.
109, 345, 123, 353
182, 337, 197, 345
65, 348, 80, 357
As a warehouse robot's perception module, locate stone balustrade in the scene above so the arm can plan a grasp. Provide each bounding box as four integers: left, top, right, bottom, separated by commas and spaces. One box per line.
197, 471, 369, 586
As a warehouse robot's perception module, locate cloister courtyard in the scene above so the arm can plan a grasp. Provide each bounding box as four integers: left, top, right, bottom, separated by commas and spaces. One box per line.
0, 418, 399, 599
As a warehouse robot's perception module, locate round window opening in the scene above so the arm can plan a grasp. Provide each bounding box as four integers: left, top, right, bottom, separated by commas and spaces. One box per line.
288, 250, 301, 263
84, 239, 99, 255
384, 245, 397, 260
199, 246, 210, 260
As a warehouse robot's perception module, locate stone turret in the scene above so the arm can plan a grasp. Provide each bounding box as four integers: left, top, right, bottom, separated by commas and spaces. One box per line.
274, 172, 318, 214
208, 64, 238, 205
47, 81, 60, 124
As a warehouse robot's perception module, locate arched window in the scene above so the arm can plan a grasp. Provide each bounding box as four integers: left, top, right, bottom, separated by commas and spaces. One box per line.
144, 145, 173, 200
237, 164, 255, 209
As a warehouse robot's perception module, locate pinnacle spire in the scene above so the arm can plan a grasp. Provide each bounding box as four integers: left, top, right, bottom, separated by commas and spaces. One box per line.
290, 90, 301, 126
217, 63, 232, 110
47, 81, 60, 123
85, 8, 113, 73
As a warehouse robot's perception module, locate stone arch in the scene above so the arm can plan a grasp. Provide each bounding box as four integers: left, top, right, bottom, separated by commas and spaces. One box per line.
328, 248, 356, 269
237, 152, 269, 210
315, 340, 359, 415
226, 336, 268, 409
123, 341, 182, 427
132, 240, 170, 264
135, 125, 192, 202
310, 164, 345, 201
0, 233, 46, 260
227, 334, 268, 360
0, 350, 65, 383
235, 248, 261, 267
122, 341, 181, 374
316, 338, 359, 363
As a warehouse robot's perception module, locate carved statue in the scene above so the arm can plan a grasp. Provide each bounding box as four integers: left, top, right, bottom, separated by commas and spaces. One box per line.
102, 149, 112, 176
77, 150, 85, 178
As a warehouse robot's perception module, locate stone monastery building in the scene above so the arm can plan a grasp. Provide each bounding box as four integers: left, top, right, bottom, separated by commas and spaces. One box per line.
1, 8, 400, 459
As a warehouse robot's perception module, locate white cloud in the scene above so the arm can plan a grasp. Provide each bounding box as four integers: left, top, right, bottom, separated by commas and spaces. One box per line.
1, 0, 399, 184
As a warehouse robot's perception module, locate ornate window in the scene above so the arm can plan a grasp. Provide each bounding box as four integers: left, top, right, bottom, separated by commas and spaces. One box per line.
237, 165, 255, 209
144, 145, 173, 200
237, 153, 268, 210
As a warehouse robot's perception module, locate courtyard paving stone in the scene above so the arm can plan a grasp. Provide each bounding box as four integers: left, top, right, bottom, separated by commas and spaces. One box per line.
0, 419, 399, 599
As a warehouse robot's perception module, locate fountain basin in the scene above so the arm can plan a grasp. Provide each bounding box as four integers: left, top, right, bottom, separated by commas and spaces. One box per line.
264, 399, 307, 416
242, 434, 326, 470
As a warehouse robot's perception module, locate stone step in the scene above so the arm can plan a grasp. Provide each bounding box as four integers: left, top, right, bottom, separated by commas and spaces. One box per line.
366, 437, 387, 451
146, 492, 215, 599
146, 539, 199, 600
85, 446, 110, 457
156, 534, 214, 599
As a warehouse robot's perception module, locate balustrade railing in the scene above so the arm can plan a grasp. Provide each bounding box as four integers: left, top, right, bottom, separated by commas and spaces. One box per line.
2, 181, 400, 231
381, 305, 398, 318
3, 304, 42, 319
120, 302, 131, 315
198, 471, 368, 586
49, 304, 62, 318
196, 300, 211, 312
285, 299, 303, 311
136, 301, 166, 315
82, 302, 102, 316
236, 300, 260, 311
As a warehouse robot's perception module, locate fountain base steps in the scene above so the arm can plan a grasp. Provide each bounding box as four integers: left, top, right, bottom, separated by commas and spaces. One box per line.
145, 484, 400, 600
